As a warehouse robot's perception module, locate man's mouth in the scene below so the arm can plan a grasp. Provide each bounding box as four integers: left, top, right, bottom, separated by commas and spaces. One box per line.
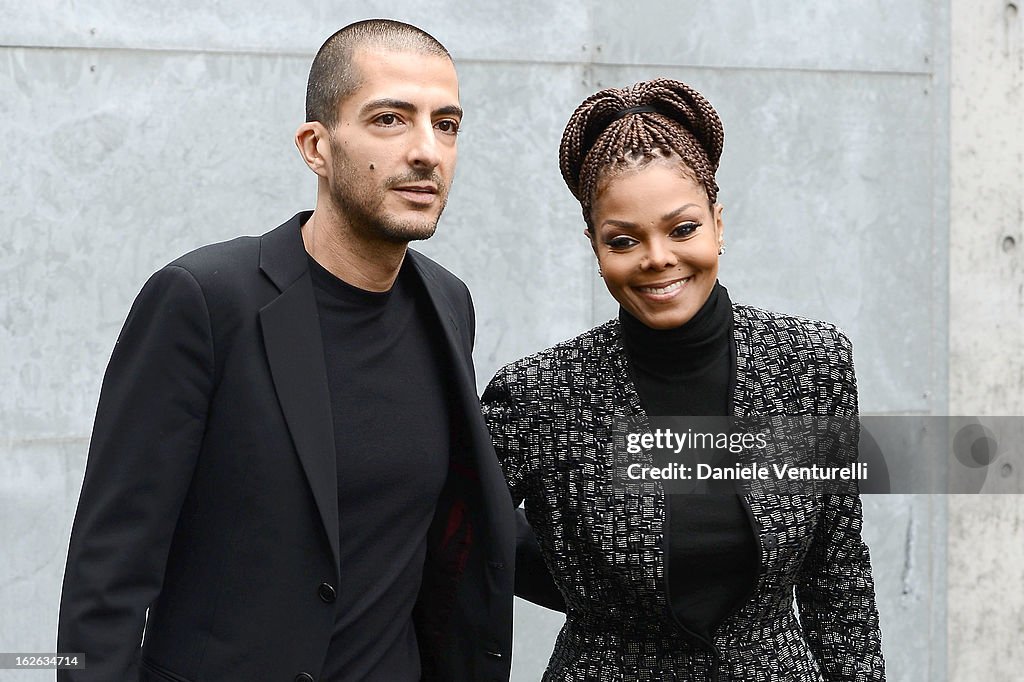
393, 184, 437, 194
392, 185, 439, 205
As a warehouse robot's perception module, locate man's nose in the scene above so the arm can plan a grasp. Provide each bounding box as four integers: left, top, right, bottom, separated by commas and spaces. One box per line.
407, 121, 442, 169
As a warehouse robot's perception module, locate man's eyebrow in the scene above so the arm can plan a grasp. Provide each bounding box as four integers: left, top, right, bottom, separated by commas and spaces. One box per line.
434, 104, 463, 119
359, 98, 416, 116
359, 99, 463, 119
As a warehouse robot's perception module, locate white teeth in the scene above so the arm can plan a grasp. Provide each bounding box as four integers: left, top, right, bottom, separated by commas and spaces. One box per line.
639, 278, 690, 295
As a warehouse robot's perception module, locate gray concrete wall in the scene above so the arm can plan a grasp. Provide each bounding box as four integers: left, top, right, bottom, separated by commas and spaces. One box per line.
949, 0, 1024, 680
0, 2, 963, 680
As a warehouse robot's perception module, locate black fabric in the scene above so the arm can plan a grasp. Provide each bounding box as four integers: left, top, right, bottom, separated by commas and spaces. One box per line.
56, 213, 516, 682
310, 257, 450, 681
619, 282, 758, 643
513, 508, 567, 612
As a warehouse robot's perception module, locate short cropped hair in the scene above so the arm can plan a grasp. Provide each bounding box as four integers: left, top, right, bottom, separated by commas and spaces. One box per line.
305, 19, 451, 128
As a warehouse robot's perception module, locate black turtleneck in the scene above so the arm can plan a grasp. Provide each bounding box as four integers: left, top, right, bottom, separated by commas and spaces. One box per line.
619, 281, 733, 416
619, 282, 758, 643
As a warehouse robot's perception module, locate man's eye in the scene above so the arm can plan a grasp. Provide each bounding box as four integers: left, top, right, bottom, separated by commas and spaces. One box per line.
436, 119, 460, 134
376, 114, 399, 126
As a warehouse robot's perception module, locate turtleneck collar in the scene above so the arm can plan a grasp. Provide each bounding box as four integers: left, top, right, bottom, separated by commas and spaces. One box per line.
619, 281, 733, 381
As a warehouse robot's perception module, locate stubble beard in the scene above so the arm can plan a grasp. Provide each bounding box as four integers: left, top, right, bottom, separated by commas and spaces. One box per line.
328, 140, 449, 245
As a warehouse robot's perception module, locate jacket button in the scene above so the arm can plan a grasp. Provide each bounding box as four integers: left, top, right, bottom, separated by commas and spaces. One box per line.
317, 582, 337, 603
484, 650, 503, 659
762, 533, 778, 550
295, 674, 315, 682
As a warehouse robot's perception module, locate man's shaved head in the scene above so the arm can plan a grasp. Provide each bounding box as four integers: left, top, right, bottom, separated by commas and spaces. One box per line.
305, 19, 451, 128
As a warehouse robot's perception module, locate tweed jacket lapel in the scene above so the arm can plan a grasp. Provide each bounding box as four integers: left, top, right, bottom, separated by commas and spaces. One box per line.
606, 322, 648, 429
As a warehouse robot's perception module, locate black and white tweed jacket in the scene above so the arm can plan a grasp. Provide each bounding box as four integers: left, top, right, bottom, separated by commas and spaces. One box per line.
482, 304, 885, 681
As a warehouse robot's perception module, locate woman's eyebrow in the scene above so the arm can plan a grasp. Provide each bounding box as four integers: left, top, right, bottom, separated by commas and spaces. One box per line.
661, 204, 700, 221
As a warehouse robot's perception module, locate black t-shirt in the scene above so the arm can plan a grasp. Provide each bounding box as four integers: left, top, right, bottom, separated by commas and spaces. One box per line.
310, 255, 450, 682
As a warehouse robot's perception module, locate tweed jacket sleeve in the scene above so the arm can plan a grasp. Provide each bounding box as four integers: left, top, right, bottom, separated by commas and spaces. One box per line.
794, 328, 885, 681
483, 359, 570, 613
481, 366, 536, 508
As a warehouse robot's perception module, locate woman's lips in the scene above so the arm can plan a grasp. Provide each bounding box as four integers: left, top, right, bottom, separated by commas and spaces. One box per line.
633, 276, 692, 301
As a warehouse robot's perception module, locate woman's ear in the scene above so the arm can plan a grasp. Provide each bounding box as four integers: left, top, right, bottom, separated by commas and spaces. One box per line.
585, 228, 598, 257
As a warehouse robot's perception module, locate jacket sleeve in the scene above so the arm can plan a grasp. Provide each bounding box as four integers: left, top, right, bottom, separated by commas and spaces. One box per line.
57, 265, 215, 681
795, 331, 886, 681
480, 368, 529, 508
513, 507, 567, 612
481, 368, 567, 612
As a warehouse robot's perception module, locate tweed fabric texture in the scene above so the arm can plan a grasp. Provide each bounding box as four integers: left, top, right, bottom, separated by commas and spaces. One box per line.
482, 305, 885, 681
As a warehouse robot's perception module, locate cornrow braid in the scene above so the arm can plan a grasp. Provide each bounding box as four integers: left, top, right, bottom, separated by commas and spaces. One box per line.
558, 78, 724, 225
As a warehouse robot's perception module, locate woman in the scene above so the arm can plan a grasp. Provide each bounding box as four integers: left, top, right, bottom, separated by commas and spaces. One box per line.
482, 79, 885, 681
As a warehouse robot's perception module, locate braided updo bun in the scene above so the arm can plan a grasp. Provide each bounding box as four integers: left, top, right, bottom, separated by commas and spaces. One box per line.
558, 78, 724, 226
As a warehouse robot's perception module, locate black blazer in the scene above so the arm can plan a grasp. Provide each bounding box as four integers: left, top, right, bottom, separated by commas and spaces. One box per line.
58, 212, 515, 681
483, 306, 885, 681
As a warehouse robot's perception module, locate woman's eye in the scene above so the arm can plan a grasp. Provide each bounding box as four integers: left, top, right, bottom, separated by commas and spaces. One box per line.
436, 119, 460, 134
672, 222, 700, 238
606, 237, 637, 249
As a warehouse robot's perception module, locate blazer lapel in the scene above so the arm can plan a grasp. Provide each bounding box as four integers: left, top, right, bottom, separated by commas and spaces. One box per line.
407, 252, 474, 399
258, 213, 340, 575
408, 251, 515, 560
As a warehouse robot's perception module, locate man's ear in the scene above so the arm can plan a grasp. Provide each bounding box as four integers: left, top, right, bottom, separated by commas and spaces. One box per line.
294, 122, 331, 177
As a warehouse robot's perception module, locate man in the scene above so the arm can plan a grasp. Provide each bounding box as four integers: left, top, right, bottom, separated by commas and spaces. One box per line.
57, 20, 514, 681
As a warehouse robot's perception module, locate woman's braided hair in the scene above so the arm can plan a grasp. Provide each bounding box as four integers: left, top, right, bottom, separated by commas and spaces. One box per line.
558, 78, 724, 227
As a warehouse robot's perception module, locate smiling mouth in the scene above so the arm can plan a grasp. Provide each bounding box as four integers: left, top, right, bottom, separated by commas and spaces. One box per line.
635, 276, 692, 296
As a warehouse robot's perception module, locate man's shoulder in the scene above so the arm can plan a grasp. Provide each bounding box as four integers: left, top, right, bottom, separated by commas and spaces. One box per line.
406, 248, 468, 294
162, 212, 305, 283
166, 234, 262, 282
147, 216, 303, 315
